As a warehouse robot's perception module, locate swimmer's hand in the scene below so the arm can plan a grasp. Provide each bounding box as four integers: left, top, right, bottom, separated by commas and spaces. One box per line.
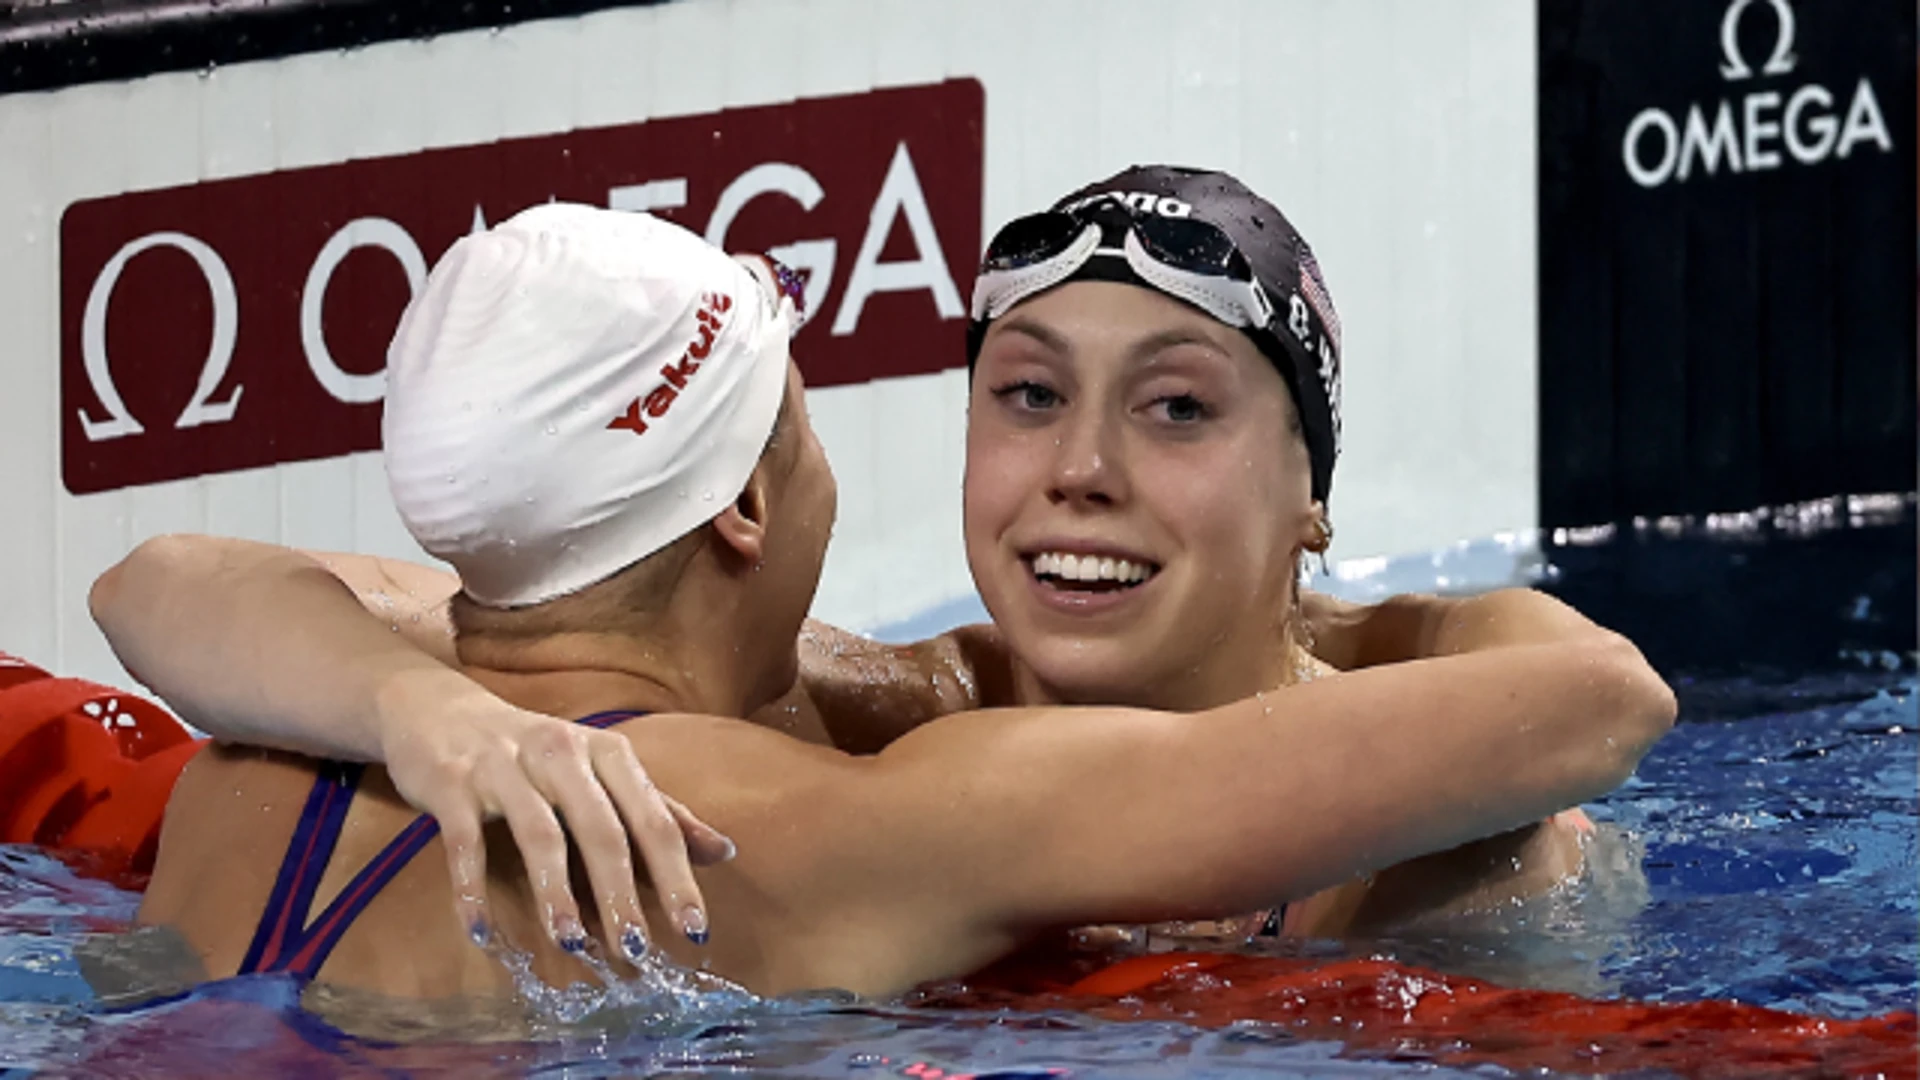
380, 682, 736, 960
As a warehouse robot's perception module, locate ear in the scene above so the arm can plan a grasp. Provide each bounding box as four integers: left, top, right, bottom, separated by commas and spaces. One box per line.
1300, 500, 1332, 554
709, 465, 773, 569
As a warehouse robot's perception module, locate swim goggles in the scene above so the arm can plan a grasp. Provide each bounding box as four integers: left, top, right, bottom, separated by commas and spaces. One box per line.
969, 203, 1278, 336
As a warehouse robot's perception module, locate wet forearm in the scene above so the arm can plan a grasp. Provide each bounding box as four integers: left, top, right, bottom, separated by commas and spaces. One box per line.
90, 535, 460, 761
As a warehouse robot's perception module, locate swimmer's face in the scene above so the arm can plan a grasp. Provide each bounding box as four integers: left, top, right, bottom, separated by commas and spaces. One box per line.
964, 281, 1320, 709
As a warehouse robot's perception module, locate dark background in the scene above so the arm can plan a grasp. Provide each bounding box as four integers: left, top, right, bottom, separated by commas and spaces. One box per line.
0, 0, 660, 94
1538, 0, 1916, 528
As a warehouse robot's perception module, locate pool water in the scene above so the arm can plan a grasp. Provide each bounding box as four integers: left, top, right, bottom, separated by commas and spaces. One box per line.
1, 515, 1914, 1078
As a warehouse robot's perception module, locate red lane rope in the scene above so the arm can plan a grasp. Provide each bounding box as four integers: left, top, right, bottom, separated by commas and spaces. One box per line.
921, 949, 1918, 1079
0, 652, 201, 887
4, 654, 1913, 1077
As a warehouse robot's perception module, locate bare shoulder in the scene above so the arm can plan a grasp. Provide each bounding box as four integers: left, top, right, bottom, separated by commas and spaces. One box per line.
797, 620, 1007, 753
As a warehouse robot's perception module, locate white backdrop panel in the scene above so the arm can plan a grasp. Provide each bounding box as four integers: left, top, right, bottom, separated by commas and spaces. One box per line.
0, 0, 1538, 688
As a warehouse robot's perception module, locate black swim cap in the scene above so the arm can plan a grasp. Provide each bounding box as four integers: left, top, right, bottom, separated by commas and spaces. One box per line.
970, 165, 1342, 504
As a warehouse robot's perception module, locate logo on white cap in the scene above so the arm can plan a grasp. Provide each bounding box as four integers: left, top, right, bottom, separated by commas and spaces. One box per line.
608, 291, 737, 437
383, 204, 793, 608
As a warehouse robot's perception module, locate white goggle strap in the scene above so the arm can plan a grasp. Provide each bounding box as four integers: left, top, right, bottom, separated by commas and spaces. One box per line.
1120, 230, 1273, 330
969, 222, 1104, 321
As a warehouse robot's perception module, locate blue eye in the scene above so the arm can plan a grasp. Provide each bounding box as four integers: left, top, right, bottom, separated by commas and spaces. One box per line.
1152, 394, 1211, 423
993, 381, 1062, 411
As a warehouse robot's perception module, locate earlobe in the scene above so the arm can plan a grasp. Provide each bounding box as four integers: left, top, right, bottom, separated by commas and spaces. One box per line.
710, 472, 771, 567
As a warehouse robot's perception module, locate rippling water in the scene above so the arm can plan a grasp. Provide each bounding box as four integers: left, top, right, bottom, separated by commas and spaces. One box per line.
2, 668, 1910, 1077
5, 510, 1917, 1077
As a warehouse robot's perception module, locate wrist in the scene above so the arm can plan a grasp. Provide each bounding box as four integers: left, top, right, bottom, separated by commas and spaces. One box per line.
369, 662, 493, 764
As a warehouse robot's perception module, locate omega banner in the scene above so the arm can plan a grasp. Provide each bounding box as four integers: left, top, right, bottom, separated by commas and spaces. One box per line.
1538, 1, 1915, 526
59, 79, 983, 495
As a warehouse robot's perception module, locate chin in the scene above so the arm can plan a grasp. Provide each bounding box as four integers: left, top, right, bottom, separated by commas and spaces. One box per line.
1016, 636, 1172, 708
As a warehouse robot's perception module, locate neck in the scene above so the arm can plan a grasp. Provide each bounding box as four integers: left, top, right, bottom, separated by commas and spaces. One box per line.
455, 573, 787, 722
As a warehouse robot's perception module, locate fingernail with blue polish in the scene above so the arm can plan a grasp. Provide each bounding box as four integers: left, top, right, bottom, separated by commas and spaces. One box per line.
621, 927, 648, 961
682, 906, 709, 946
559, 934, 588, 954
468, 920, 490, 948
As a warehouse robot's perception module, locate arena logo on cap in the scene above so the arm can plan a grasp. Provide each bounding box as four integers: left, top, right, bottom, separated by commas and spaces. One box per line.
1060, 191, 1194, 219
57, 79, 982, 495
608, 292, 734, 437
1620, 0, 1893, 188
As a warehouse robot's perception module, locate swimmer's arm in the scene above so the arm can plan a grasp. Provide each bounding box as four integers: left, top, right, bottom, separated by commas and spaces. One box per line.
92, 535, 461, 758
788, 633, 1674, 962
1300, 587, 1605, 669
91, 534, 732, 954
1291, 588, 1639, 929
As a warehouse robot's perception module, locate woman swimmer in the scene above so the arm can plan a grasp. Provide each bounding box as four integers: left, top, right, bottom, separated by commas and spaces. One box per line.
91, 165, 1663, 956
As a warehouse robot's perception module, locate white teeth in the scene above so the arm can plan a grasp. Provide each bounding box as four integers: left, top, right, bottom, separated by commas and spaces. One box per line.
1029, 551, 1156, 584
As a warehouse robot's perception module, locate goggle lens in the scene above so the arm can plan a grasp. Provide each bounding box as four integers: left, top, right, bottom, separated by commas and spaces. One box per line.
981, 213, 1089, 271
1130, 215, 1248, 280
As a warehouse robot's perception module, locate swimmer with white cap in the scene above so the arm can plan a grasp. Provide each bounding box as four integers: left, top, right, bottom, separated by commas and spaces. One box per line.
125, 205, 1672, 1007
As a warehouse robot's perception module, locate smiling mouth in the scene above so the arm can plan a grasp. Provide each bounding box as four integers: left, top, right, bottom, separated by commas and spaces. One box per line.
1027, 551, 1161, 593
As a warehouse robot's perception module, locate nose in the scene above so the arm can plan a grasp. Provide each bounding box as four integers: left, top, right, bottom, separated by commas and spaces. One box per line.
1046, 403, 1126, 509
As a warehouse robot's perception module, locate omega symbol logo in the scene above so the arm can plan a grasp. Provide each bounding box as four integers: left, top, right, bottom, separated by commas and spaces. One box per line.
1719, 0, 1797, 82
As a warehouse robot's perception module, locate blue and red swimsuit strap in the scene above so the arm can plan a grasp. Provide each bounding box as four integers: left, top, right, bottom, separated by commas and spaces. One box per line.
237, 761, 364, 975
574, 710, 647, 731
239, 710, 649, 981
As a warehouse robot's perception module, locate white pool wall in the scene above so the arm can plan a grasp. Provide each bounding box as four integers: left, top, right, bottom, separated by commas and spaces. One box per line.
0, 0, 1539, 688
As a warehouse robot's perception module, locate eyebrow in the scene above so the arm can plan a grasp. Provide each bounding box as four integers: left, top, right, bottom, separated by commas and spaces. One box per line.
992, 316, 1072, 354
1125, 329, 1233, 365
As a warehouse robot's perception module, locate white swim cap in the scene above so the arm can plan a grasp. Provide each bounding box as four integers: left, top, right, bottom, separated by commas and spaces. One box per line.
384, 203, 795, 608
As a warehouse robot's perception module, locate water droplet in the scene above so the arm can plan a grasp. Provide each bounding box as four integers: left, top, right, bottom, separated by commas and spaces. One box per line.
544, 423, 558, 435
702, 490, 715, 501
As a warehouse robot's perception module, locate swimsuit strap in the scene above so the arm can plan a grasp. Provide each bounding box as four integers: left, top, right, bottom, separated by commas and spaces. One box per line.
239, 710, 651, 981
238, 761, 365, 975
575, 709, 647, 730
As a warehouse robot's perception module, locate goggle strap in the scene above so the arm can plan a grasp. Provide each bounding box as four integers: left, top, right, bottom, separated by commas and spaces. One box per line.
1122, 231, 1266, 329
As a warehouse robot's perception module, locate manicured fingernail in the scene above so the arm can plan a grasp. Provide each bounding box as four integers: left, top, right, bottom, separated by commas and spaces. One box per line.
554, 915, 588, 954
718, 836, 738, 862
621, 927, 648, 961
468, 920, 490, 948
682, 906, 709, 946
559, 934, 588, 954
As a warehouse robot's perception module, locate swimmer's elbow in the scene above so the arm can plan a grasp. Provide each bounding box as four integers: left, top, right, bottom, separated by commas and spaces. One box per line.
1586, 632, 1678, 782
91, 534, 199, 630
